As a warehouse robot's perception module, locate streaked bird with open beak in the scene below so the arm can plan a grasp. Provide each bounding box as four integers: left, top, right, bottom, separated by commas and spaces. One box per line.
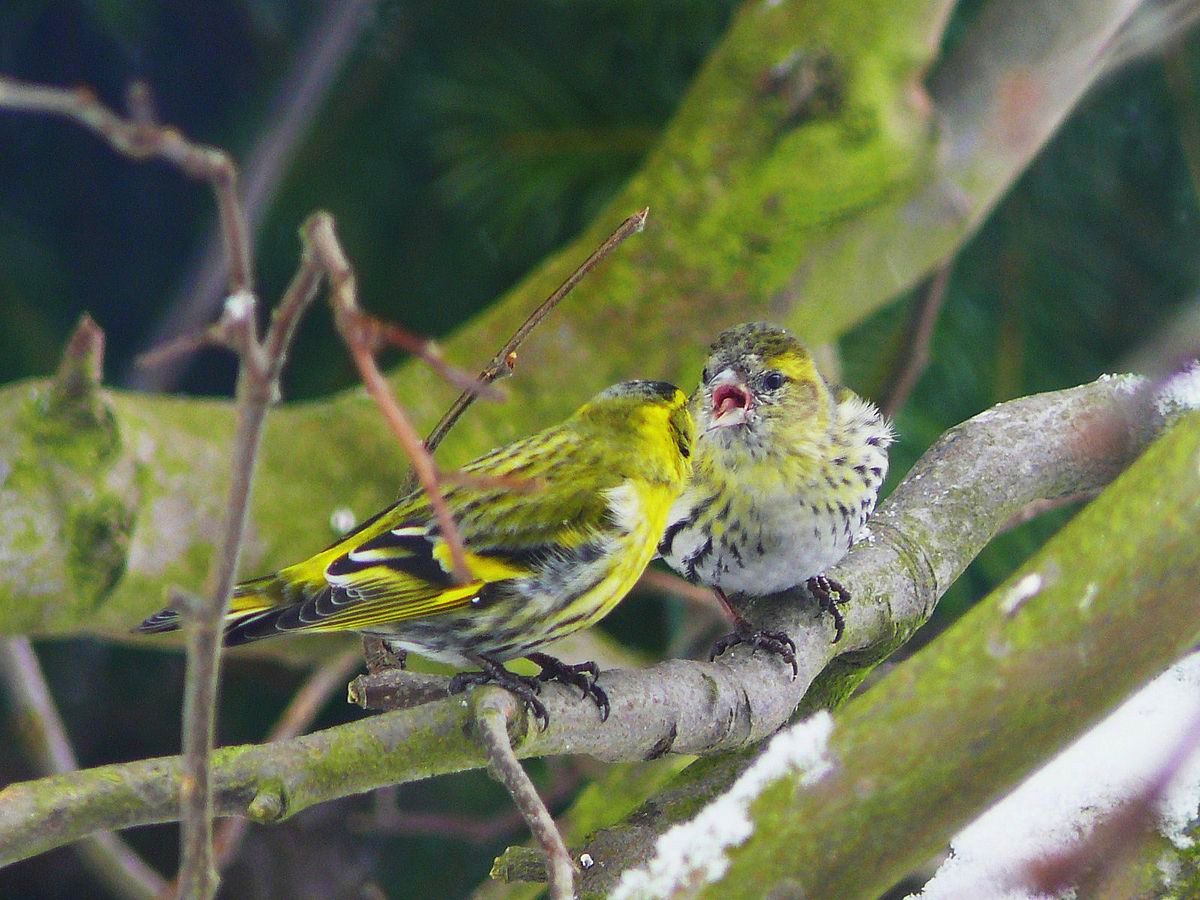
659, 322, 893, 664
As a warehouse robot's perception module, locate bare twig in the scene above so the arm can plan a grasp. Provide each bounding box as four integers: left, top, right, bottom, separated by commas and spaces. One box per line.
357, 318, 505, 400
636, 568, 728, 615
475, 693, 575, 899
132, 0, 379, 391
348, 668, 452, 710
0, 77, 254, 297
262, 251, 325, 380
0, 84, 264, 892
178, 295, 272, 900
424, 207, 650, 454
880, 261, 953, 419
0, 76, 327, 896
998, 489, 1096, 534
133, 331, 211, 371
0, 638, 166, 900
303, 211, 473, 584
173, 257, 354, 893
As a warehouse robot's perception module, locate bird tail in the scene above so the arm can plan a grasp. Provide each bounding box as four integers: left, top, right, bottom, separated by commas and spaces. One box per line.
134, 574, 292, 646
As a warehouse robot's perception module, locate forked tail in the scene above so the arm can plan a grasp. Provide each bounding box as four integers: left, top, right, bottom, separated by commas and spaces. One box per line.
135, 574, 291, 646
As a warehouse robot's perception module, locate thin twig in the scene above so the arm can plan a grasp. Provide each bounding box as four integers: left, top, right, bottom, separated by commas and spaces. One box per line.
636, 568, 728, 614
132, 0, 379, 391
0, 83, 262, 893
179, 296, 272, 900
263, 250, 325, 381
133, 331, 211, 371
880, 261, 953, 420
475, 694, 575, 899
0, 78, 308, 896
362, 319, 505, 400
424, 207, 649, 454
998, 490, 1096, 535
347, 667, 451, 710
0, 77, 254, 297
303, 211, 473, 584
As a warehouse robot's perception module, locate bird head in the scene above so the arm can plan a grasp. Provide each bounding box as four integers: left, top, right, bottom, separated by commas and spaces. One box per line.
691, 322, 832, 457
584, 380, 694, 481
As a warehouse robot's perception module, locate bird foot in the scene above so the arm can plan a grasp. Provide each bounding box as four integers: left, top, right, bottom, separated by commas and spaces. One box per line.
806, 574, 849, 643
449, 658, 549, 730
527, 652, 610, 721
710, 628, 798, 678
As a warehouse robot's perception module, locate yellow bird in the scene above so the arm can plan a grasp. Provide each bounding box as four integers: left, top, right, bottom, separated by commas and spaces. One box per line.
140, 380, 694, 726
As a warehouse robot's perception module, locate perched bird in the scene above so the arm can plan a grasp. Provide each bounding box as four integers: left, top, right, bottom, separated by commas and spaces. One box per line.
659, 322, 892, 669
139, 380, 694, 727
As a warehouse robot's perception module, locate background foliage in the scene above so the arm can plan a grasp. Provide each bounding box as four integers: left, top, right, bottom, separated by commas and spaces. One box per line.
1, 1, 1198, 897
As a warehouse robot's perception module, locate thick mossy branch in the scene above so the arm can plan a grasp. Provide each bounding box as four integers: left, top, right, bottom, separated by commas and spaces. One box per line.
0, 0, 1150, 650
0, 375, 1181, 868
580, 412, 1200, 898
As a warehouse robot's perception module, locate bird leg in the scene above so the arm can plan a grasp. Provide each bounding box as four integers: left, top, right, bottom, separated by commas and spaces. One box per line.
805, 574, 849, 643
709, 588, 798, 678
526, 652, 610, 721
450, 655, 549, 730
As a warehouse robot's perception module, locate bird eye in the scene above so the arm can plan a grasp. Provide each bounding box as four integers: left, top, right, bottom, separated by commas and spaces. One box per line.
763, 371, 786, 390
701, 367, 711, 384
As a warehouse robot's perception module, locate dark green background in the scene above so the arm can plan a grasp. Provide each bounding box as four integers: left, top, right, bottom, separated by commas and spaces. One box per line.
2, 2, 1198, 897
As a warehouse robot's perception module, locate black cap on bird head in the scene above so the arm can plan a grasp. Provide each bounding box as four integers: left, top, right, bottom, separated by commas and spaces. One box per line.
594, 380, 685, 404
583, 380, 692, 464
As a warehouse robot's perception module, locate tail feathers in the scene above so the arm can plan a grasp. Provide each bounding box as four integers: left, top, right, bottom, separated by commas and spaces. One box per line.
136, 607, 184, 634
220, 606, 290, 646
135, 574, 293, 645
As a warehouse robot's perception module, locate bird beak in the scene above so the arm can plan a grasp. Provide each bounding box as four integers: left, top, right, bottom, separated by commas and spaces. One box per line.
708, 368, 753, 429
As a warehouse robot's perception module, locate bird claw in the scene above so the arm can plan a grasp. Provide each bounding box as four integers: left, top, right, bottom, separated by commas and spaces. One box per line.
527, 652, 609, 721
448, 652, 610, 729
449, 663, 550, 730
806, 574, 849, 643
710, 628, 798, 679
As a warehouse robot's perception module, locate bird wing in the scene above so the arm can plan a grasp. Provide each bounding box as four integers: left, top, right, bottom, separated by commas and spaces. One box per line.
261, 429, 620, 633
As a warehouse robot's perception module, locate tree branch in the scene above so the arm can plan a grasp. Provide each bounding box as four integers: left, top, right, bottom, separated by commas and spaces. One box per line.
0, 372, 1184, 868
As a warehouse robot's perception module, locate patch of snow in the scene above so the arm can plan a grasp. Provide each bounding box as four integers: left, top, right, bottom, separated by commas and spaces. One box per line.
999, 572, 1043, 617
911, 653, 1200, 900
612, 711, 836, 898
1156, 361, 1200, 418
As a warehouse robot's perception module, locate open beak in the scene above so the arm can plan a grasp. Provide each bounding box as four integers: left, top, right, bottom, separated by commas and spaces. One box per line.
708, 369, 753, 429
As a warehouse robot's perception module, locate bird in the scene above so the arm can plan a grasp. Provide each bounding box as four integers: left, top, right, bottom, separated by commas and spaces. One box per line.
658, 322, 892, 672
139, 380, 694, 727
